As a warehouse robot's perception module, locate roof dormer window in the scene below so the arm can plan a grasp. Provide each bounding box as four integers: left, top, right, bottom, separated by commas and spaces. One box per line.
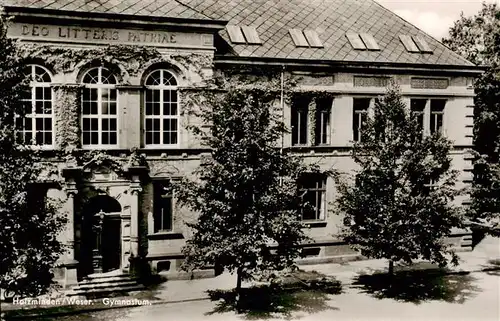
226, 25, 262, 45
399, 35, 433, 53
289, 29, 324, 48
345, 32, 380, 51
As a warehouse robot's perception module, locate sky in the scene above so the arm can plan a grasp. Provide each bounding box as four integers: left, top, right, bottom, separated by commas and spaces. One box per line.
375, 0, 499, 40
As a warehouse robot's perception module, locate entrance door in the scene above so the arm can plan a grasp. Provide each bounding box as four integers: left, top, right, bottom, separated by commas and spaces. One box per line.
101, 216, 121, 272
80, 195, 122, 277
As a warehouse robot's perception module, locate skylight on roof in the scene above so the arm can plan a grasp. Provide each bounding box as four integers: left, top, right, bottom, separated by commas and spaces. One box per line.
289, 29, 309, 47
227, 25, 246, 44
289, 29, 323, 48
226, 25, 262, 45
346, 33, 366, 50
359, 33, 380, 51
241, 26, 261, 44
400, 35, 433, 53
412, 36, 433, 53
303, 30, 323, 48
346, 32, 380, 51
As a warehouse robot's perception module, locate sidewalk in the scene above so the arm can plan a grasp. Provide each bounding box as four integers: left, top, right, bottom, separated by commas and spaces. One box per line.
2, 236, 499, 319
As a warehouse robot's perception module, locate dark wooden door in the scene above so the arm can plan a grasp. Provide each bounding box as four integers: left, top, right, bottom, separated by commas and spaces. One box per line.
101, 217, 121, 272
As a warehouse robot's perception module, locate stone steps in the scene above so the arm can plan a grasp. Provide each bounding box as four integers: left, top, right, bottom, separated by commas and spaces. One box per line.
67, 272, 145, 298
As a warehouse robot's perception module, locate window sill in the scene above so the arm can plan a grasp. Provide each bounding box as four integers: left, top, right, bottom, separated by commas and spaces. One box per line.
147, 232, 184, 240
143, 145, 181, 149
302, 221, 327, 228
81, 146, 121, 150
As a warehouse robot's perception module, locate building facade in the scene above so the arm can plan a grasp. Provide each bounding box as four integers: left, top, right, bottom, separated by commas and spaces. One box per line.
2, 0, 482, 288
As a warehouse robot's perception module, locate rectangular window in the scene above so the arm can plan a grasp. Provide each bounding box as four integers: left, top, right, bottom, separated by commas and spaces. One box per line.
298, 174, 327, 221
430, 99, 446, 135
314, 98, 332, 145
291, 97, 309, 146
353, 98, 370, 142
153, 180, 173, 233
81, 87, 118, 147
411, 99, 426, 138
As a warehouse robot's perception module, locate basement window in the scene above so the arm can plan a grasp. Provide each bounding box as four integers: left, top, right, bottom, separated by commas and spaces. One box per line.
345, 32, 380, 51
400, 35, 433, 53
226, 25, 262, 45
289, 29, 324, 48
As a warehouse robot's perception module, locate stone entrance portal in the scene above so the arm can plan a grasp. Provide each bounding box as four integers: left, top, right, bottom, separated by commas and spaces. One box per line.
81, 195, 122, 277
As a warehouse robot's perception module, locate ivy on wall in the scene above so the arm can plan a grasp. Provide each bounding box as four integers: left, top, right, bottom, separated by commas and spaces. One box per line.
18, 44, 210, 181
53, 84, 82, 151
19, 44, 163, 78
18, 44, 213, 81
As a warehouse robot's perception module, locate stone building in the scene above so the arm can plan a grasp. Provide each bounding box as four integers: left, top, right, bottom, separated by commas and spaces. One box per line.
2, 0, 482, 290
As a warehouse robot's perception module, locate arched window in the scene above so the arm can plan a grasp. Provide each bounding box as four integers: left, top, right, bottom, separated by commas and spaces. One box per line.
144, 70, 179, 146
81, 67, 118, 147
16, 65, 53, 146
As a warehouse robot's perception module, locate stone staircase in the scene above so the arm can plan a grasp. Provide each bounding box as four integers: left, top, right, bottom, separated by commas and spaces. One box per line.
66, 270, 145, 298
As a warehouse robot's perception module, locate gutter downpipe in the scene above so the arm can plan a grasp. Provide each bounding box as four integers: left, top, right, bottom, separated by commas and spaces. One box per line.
280, 64, 285, 187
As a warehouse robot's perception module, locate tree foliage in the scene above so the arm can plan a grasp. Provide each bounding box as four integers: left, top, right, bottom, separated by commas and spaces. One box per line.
443, 3, 500, 230
442, 3, 499, 66
0, 16, 65, 297
335, 84, 461, 272
174, 77, 315, 293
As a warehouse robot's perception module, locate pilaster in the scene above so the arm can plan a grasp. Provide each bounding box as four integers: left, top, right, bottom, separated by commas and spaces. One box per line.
61, 166, 82, 288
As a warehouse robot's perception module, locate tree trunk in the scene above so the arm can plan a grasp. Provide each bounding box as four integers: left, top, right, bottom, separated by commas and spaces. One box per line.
388, 260, 394, 276
236, 266, 243, 313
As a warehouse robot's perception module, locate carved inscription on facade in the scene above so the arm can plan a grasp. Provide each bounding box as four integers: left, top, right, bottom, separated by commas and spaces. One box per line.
411, 77, 449, 89
353, 76, 389, 87
9, 23, 211, 48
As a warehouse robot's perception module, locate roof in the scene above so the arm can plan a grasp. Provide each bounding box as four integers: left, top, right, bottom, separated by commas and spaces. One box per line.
1, 0, 474, 67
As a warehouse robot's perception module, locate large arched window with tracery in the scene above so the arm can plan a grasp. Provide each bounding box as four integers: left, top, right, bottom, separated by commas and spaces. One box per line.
16, 65, 53, 147
81, 67, 118, 147
144, 69, 179, 146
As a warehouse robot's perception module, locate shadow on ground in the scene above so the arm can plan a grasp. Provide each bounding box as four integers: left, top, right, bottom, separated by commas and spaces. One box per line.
206, 271, 342, 320
351, 269, 482, 304
483, 258, 500, 276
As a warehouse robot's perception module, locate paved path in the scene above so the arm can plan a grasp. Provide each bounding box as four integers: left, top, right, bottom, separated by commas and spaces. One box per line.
3, 236, 499, 320
47, 271, 500, 321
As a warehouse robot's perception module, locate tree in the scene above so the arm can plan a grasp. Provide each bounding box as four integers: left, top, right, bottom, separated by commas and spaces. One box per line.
443, 3, 500, 232
0, 15, 65, 297
335, 84, 461, 275
442, 3, 499, 66
174, 78, 313, 304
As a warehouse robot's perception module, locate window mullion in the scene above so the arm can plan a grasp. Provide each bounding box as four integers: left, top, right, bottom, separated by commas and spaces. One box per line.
97, 87, 102, 146
160, 88, 164, 145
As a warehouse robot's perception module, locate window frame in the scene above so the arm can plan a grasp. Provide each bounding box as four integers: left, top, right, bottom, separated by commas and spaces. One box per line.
298, 174, 327, 222
291, 98, 309, 146
152, 180, 174, 233
314, 97, 333, 146
410, 98, 426, 139
352, 97, 371, 143
430, 99, 446, 135
143, 69, 180, 149
17, 64, 55, 149
80, 66, 120, 149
